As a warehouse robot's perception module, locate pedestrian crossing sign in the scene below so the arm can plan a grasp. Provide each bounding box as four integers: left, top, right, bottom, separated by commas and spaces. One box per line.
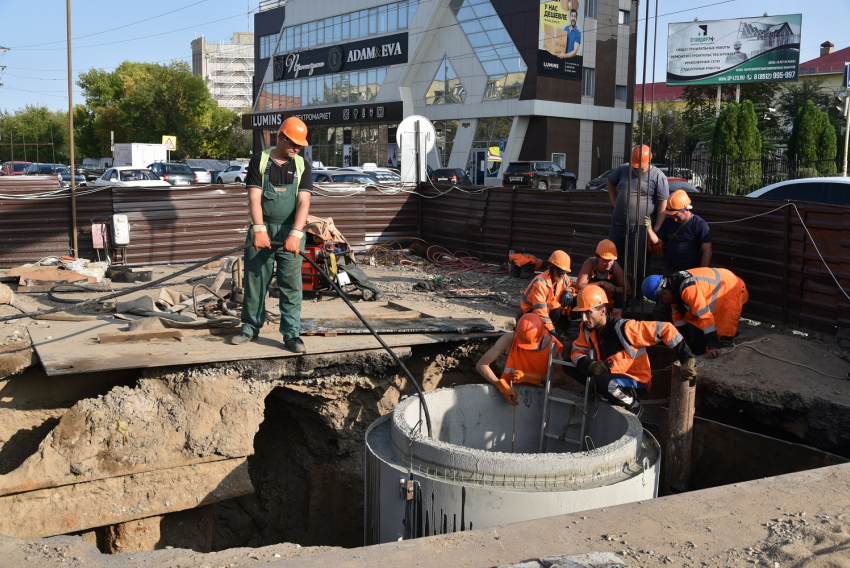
162, 136, 177, 151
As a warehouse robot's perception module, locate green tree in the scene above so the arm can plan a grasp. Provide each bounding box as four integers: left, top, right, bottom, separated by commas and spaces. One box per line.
0, 106, 71, 164
789, 99, 838, 174
709, 101, 762, 194
632, 102, 689, 161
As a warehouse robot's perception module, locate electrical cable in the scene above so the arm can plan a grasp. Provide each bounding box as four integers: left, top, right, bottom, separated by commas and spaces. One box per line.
722, 337, 849, 381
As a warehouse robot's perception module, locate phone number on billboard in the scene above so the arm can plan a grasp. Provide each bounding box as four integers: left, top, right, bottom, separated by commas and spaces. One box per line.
723, 71, 796, 81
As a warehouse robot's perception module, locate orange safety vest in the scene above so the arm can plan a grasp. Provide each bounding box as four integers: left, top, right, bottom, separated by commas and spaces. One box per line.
520, 271, 574, 331
570, 317, 685, 384
670, 267, 748, 338
500, 332, 564, 386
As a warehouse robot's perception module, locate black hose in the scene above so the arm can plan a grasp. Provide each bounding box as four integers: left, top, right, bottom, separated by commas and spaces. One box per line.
299, 251, 433, 438
0, 242, 435, 438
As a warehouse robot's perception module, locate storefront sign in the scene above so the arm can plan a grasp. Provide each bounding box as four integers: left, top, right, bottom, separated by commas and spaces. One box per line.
274, 33, 408, 80
537, 1, 585, 80
666, 14, 802, 86
243, 101, 404, 130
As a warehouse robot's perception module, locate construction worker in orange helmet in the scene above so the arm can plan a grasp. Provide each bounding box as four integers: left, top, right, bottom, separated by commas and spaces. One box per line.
575, 239, 631, 317
606, 145, 670, 290
645, 189, 712, 275
232, 115, 313, 354
520, 250, 577, 341
645, 267, 748, 358
569, 285, 697, 416
476, 313, 582, 405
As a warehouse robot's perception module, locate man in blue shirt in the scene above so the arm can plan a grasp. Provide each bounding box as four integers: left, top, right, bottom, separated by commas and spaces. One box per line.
558, 9, 581, 59
645, 189, 712, 276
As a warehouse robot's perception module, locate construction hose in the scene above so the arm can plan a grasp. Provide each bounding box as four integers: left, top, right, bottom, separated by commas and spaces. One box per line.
0, 242, 434, 438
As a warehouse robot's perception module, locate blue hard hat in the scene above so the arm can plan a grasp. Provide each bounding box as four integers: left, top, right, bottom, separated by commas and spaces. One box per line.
642, 274, 663, 302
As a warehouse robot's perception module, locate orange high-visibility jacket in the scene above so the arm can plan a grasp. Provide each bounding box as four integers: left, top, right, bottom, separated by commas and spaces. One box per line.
500, 332, 564, 386
520, 271, 575, 331
570, 317, 687, 384
669, 267, 748, 348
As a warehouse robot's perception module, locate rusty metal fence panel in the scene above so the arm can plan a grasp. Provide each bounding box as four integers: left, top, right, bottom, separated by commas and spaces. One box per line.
420, 187, 850, 334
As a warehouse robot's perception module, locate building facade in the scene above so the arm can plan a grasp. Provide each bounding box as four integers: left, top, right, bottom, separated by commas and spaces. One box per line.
191, 32, 255, 111
248, 0, 637, 187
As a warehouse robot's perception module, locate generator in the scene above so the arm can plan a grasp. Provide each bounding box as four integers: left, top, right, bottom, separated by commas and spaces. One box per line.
300, 239, 383, 300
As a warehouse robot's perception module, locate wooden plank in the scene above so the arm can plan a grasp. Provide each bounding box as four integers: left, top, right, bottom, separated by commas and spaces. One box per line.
301, 317, 495, 336
98, 330, 184, 344
0, 458, 252, 538
386, 299, 439, 318
12, 267, 97, 286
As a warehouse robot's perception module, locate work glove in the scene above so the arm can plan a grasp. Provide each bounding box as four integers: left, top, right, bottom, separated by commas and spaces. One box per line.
549, 329, 562, 341
679, 358, 697, 381
644, 216, 652, 229
253, 227, 271, 251
560, 287, 574, 308
589, 360, 610, 377
511, 369, 543, 387
509, 369, 524, 383
284, 229, 304, 255
495, 378, 519, 405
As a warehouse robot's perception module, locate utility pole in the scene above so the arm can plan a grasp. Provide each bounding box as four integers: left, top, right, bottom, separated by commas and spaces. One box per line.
67, 0, 78, 257
841, 63, 850, 178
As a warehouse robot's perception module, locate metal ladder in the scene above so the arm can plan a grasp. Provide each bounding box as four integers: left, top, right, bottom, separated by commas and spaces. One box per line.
538, 342, 593, 453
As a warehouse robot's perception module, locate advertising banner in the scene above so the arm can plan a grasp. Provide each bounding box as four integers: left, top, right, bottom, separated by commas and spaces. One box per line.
273, 33, 408, 81
242, 101, 404, 130
537, 0, 584, 80
666, 14, 802, 86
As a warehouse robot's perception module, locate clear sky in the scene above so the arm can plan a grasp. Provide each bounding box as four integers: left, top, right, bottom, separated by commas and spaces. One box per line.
0, 0, 847, 113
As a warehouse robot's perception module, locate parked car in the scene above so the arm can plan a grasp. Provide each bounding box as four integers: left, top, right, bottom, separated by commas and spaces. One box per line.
312, 169, 379, 184
24, 163, 86, 186
666, 178, 700, 193
431, 167, 471, 185
337, 166, 401, 182
1, 161, 32, 175
147, 162, 197, 186
586, 168, 618, 190
93, 167, 171, 188
74, 165, 102, 182
190, 167, 212, 184
503, 161, 577, 191
746, 178, 850, 206
216, 164, 249, 184
655, 165, 704, 190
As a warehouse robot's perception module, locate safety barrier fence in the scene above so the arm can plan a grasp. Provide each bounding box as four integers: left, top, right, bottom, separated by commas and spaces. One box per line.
419, 187, 850, 335
1, 177, 848, 333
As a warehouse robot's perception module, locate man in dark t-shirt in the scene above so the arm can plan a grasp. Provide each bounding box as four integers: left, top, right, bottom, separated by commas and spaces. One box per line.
645, 189, 712, 275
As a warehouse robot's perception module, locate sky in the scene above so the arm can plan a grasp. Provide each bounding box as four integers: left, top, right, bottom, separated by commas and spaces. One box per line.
0, 0, 847, 114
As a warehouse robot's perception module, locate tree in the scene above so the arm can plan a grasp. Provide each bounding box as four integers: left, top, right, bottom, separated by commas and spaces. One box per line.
632, 102, 689, 161
789, 99, 837, 174
0, 106, 71, 164
710, 101, 762, 194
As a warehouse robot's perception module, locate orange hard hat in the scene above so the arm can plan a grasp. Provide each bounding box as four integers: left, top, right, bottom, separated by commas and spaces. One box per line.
595, 239, 617, 260
573, 284, 608, 312
630, 145, 652, 168
279, 116, 309, 146
515, 313, 545, 349
665, 189, 692, 215
548, 250, 571, 272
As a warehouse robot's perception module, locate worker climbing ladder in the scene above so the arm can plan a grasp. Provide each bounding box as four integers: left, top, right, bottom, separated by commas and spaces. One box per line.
538, 343, 594, 453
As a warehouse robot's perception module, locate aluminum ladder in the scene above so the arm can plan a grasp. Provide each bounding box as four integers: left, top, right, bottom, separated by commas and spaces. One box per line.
538, 342, 593, 453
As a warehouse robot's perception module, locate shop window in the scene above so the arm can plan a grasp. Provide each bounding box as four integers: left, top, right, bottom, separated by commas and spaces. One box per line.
433, 120, 459, 167
425, 57, 466, 105
450, 0, 526, 101
468, 117, 512, 178
615, 85, 628, 102
582, 67, 595, 98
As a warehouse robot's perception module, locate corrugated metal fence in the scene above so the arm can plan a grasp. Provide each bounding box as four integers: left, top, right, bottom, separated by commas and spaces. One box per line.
420, 187, 850, 335
1, 177, 848, 333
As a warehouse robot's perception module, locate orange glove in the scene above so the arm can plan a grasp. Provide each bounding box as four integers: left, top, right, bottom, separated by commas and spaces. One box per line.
284, 229, 303, 255
495, 378, 518, 405
253, 227, 271, 251
510, 369, 542, 387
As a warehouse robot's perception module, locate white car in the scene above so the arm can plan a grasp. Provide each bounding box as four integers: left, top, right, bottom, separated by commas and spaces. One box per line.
746, 177, 850, 206
94, 167, 171, 188
216, 164, 249, 184
337, 166, 401, 182
190, 167, 212, 184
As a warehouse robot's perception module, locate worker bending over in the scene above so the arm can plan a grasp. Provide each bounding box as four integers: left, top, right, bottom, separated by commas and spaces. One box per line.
575, 239, 630, 317
476, 313, 580, 405
642, 268, 748, 358
570, 285, 697, 415
520, 250, 576, 339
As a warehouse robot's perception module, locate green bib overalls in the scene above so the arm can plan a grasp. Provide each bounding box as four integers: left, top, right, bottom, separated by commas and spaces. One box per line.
241, 151, 306, 340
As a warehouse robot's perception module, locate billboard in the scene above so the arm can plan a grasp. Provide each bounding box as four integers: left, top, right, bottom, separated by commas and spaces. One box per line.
666, 14, 802, 86
538, 0, 585, 80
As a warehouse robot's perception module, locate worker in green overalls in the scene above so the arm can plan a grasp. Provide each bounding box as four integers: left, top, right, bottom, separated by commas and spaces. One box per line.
231, 116, 313, 353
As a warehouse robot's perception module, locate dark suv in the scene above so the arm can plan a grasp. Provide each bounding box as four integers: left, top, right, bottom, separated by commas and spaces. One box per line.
431, 168, 471, 185
503, 161, 577, 191
147, 162, 196, 186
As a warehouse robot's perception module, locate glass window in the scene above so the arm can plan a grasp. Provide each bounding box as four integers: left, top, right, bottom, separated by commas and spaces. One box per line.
293, 80, 301, 108
399, 1, 408, 28
342, 13, 350, 40
408, 0, 418, 26
615, 85, 628, 101
316, 20, 324, 46
426, 56, 466, 105
334, 16, 342, 42
359, 71, 368, 101
286, 81, 294, 109
388, 3, 398, 31
308, 21, 317, 47
369, 8, 378, 34
294, 26, 301, 50
618, 10, 630, 25
368, 69, 377, 101
585, 0, 598, 19
582, 67, 595, 98
324, 75, 332, 105
378, 5, 388, 33
351, 12, 360, 39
